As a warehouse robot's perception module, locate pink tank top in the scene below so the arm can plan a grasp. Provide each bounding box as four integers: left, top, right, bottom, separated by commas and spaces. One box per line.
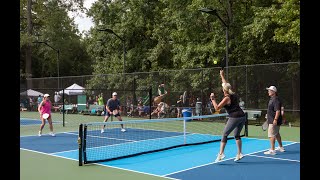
40, 101, 51, 114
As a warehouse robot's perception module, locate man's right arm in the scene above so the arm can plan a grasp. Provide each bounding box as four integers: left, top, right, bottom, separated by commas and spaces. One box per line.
105, 106, 111, 114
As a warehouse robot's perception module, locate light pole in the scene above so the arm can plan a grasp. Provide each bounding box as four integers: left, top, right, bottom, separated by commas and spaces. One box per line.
97, 28, 126, 74
199, 8, 229, 79
33, 41, 60, 90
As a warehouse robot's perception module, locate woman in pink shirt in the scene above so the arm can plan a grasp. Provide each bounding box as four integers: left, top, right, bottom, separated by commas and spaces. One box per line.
38, 94, 55, 136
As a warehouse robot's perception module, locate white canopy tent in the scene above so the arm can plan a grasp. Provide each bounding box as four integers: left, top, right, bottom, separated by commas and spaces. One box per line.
59, 83, 85, 95
20, 89, 44, 97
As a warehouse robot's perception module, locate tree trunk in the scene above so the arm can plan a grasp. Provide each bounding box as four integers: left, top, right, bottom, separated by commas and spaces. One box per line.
26, 0, 33, 88
227, 0, 233, 25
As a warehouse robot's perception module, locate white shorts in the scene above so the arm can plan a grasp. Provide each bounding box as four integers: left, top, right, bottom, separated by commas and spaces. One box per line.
268, 124, 280, 138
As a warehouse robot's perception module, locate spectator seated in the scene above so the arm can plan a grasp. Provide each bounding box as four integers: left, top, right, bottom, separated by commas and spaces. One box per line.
59, 105, 75, 114
81, 104, 105, 116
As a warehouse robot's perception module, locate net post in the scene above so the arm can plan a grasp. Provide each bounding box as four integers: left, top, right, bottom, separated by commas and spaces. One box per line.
245, 112, 248, 136
83, 124, 87, 164
78, 123, 83, 166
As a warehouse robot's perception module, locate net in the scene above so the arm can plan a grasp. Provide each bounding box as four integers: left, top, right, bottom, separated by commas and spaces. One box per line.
78, 113, 248, 165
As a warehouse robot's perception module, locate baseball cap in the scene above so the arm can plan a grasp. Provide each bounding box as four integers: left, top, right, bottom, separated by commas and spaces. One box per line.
266, 86, 277, 92
44, 94, 50, 97
112, 92, 117, 96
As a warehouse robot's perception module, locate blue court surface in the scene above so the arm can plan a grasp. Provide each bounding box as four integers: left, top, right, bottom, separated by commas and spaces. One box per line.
20, 129, 300, 180
20, 118, 63, 126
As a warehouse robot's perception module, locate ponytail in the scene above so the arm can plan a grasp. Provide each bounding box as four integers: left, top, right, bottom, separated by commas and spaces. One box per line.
222, 83, 235, 95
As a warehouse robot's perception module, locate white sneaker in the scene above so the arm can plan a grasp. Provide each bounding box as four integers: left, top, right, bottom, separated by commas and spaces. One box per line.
121, 128, 126, 132
215, 153, 225, 162
50, 132, 55, 137
101, 129, 104, 133
38, 131, 42, 137
264, 149, 276, 155
234, 153, 244, 162
275, 147, 285, 152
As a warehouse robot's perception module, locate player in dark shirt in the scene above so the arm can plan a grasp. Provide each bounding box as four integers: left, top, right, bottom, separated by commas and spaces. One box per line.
210, 70, 246, 162
101, 92, 126, 133
263, 86, 285, 155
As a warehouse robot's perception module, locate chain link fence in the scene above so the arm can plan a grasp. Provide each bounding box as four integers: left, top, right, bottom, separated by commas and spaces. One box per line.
20, 62, 300, 135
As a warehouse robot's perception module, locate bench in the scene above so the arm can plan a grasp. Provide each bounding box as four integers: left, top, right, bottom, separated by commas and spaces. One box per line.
53, 106, 61, 112
244, 110, 262, 124
60, 105, 75, 114
82, 104, 105, 116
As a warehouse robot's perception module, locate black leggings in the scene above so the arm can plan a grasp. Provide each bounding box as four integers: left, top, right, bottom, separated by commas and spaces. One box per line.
221, 116, 246, 142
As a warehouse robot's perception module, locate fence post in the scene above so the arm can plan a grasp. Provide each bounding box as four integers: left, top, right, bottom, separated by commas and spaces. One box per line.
62, 89, 65, 127
149, 86, 152, 119
245, 112, 248, 136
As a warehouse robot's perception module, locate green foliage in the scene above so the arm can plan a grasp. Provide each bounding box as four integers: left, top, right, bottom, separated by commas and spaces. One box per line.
86, 0, 299, 80
20, 0, 92, 78
245, 0, 299, 45
21, 0, 300, 93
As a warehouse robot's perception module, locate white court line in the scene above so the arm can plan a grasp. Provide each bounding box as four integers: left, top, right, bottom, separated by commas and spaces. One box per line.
242, 136, 300, 143
21, 148, 54, 155
51, 149, 78, 154
21, 148, 80, 161
20, 118, 41, 120
90, 163, 180, 180
21, 130, 300, 179
164, 157, 237, 176
20, 148, 179, 180
61, 132, 78, 135
37, 132, 191, 154
20, 131, 75, 138
64, 131, 136, 142
164, 141, 299, 176
20, 118, 64, 122
246, 154, 300, 162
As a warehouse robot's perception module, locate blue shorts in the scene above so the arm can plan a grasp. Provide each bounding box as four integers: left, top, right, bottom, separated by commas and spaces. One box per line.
143, 106, 150, 113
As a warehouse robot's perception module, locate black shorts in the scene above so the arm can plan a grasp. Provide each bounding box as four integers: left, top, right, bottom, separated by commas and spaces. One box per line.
105, 111, 120, 117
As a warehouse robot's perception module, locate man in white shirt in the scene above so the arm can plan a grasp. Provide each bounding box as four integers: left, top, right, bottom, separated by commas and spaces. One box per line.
54, 92, 61, 107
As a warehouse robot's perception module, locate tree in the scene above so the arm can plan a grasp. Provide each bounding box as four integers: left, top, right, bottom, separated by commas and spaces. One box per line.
20, 0, 93, 84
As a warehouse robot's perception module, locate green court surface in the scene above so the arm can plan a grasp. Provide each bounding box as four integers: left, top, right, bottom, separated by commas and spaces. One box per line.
20, 112, 300, 180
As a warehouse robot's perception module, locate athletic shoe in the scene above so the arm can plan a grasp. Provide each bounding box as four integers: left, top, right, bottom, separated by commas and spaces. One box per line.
264, 149, 276, 155
38, 131, 42, 137
275, 147, 285, 152
234, 153, 244, 162
50, 132, 55, 137
121, 128, 126, 132
215, 153, 225, 162
101, 129, 104, 133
